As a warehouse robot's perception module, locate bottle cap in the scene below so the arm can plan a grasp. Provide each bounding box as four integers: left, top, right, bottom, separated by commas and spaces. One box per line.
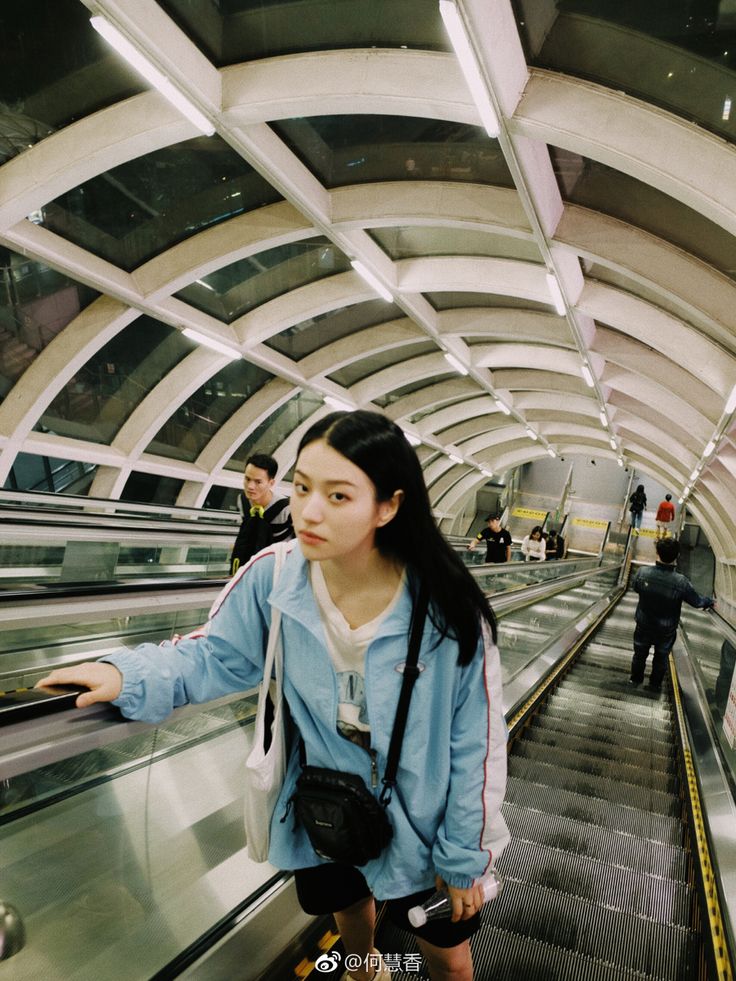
407, 906, 428, 928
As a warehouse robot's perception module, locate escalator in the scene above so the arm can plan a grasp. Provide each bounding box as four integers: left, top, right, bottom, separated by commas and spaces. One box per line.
372, 590, 714, 980
3, 567, 732, 980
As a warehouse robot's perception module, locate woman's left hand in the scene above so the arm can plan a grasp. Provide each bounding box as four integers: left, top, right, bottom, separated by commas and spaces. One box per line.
437, 877, 485, 922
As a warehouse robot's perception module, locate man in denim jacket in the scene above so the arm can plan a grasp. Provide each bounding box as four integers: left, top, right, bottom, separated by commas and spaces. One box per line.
629, 537, 714, 691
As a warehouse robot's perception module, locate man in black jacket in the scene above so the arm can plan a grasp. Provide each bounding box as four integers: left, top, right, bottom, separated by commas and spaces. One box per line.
629, 538, 714, 691
230, 453, 293, 575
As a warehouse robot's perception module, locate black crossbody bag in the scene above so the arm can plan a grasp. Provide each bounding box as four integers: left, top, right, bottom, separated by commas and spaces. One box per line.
283, 584, 429, 867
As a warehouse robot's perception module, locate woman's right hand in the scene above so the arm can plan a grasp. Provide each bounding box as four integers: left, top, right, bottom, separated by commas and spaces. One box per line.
35, 663, 123, 708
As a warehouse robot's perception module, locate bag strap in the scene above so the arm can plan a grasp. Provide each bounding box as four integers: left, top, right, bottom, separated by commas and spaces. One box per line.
379, 581, 429, 806
259, 542, 288, 701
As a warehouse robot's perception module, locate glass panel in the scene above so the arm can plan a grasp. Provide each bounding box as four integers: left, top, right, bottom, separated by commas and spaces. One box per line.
37, 318, 191, 445
373, 372, 455, 408
0, 526, 232, 591
0, 0, 144, 164
2, 703, 276, 980
426, 291, 556, 312
679, 612, 736, 797
271, 116, 513, 189
204, 485, 242, 511
370, 225, 543, 262
327, 340, 437, 387
175, 237, 351, 323
158, 0, 445, 65
549, 148, 736, 282
120, 473, 184, 506
264, 299, 404, 359
517, 1, 736, 143
147, 360, 273, 462
39, 136, 283, 271
497, 577, 611, 686
2, 454, 97, 495
0, 247, 99, 405
224, 389, 323, 472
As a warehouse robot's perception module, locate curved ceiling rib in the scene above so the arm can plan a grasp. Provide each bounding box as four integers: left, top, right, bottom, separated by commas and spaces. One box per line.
2, 0, 736, 598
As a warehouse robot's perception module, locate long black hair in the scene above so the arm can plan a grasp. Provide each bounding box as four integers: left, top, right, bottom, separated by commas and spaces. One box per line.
296, 410, 497, 665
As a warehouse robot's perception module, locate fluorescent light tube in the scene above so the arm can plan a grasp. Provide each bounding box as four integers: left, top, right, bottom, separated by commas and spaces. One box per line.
617, 458, 624, 467
324, 395, 354, 412
609, 437, 616, 449
545, 273, 566, 316
598, 409, 607, 427
495, 399, 511, 415
439, 1, 500, 137
704, 440, 716, 456
351, 260, 393, 301
525, 427, 538, 441
481, 468, 493, 477
581, 364, 595, 388
403, 431, 422, 446
443, 352, 469, 376
182, 327, 240, 359
448, 452, 463, 465
91, 17, 215, 135
547, 447, 555, 457
689, 469, 700, 482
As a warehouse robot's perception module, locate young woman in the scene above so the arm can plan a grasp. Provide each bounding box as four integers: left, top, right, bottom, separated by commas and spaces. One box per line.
38, 410, 509, 981
629, 484, 647, 533
521, 526, 546, 562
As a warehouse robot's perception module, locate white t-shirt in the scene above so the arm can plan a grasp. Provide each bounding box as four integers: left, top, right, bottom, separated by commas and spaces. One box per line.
310, 562, 405, 746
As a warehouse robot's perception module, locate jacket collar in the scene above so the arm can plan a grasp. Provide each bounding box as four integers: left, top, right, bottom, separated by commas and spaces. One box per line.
269, 544, 419, 644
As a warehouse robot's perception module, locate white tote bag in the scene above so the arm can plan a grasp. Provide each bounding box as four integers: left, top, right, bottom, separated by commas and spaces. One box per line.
243, 541, 289, 862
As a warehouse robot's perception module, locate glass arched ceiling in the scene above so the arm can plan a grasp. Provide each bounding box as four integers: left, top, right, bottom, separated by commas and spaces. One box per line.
2, 0, 736, 603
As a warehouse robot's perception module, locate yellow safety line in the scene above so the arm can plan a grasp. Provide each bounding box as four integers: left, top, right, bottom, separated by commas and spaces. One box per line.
670, 656, 734, 981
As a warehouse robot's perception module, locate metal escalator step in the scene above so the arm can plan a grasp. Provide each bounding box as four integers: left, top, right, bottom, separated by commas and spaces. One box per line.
502, 802, 688, 882
469, 923, 656, 981
551, 689, 673, 729
555, 680, 674, 715
495, 837, 692, 927
482, 877, 698, 979
523, 726, 676, 773
510, 749, 678, 810
531, 714, 675, 762
376, 920, 651, 981
513, 739, 677, 794
541, 704, 674, 748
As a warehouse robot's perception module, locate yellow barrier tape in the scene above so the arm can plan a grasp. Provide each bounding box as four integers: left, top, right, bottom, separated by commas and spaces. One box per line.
571, 517, 608, 529
511, 507, 547, 521
670, 657, 733, 981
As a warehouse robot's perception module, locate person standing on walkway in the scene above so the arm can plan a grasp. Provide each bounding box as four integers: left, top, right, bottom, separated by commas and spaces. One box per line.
629, 538, 714, 692
467, 514, 512, 563
628, 484, 647, 534
655, 494, 675, 539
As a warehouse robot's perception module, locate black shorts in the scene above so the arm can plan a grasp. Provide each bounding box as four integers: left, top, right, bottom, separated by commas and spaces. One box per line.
294, 863, 480, 949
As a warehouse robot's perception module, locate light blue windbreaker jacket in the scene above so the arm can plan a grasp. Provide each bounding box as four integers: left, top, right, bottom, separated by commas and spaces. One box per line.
103, 541, 510, 899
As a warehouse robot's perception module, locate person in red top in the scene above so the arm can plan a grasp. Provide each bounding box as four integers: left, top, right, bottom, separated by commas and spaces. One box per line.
655, 494, 676, 539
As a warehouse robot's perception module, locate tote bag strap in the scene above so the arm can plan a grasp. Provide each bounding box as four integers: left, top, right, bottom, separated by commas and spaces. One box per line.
258, 542, 288, 712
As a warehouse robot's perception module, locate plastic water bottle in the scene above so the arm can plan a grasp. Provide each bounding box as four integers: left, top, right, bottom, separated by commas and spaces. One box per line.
407, 869, 503, 927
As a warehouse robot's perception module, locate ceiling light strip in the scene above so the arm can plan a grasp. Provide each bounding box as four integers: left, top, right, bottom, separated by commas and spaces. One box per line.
90, 17, 215, 135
